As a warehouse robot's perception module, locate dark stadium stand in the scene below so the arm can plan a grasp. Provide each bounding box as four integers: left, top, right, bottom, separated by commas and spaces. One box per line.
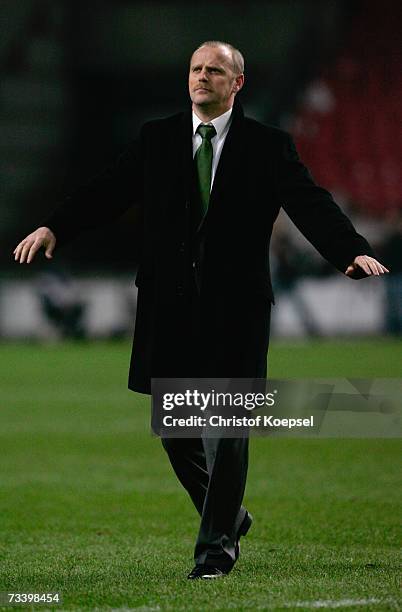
290, 1, 402, 216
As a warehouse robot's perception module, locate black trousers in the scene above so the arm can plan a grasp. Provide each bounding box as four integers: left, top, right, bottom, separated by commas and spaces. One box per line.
160, 268, 250, 569
161, 435, 249, 568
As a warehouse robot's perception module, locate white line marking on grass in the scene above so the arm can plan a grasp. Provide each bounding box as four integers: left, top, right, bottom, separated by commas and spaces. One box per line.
283, 598, 394, 609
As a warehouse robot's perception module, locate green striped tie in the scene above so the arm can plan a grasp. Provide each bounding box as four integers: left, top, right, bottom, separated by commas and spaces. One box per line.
195, 124, 216, 222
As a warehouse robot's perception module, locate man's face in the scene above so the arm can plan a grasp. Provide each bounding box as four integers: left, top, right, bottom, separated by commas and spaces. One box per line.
188, 45, 243, 114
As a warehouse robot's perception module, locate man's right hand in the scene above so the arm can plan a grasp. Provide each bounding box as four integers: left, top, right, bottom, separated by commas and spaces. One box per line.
13, 227, 56, 264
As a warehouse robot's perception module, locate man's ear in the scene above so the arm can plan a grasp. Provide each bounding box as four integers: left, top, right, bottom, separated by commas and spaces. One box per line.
233, 74, 245, 94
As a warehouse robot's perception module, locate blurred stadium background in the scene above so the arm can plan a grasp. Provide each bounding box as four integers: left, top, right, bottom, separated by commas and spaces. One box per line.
1, 3, 401, 608
1, 0, 401, 341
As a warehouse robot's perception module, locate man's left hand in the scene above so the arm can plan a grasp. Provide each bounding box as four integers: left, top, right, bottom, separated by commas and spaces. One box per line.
345, 255, 389, 278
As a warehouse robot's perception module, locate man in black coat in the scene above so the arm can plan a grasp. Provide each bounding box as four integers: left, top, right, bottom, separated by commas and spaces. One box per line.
14, 41, 388, 580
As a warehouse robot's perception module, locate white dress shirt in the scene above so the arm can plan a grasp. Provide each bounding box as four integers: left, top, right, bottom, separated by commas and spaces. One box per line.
192, 107, 233, 190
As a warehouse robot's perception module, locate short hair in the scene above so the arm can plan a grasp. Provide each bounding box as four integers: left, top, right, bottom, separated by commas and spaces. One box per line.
193, 41, 245, 75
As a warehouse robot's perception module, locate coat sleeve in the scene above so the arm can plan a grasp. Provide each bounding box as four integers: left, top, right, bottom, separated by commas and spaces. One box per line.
277, 131, 375, 278
39, 127, 146, 248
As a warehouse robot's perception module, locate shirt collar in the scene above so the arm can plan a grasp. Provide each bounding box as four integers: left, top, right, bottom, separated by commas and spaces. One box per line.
192, 106, 233, 139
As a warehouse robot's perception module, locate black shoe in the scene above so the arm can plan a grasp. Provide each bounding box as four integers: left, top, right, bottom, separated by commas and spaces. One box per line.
187, 565, 228, 580
239, 511, 253, 537
235, 511, 253, 561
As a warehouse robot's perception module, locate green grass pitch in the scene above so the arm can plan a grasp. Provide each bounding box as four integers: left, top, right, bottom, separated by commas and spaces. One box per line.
0, 339, 401, 611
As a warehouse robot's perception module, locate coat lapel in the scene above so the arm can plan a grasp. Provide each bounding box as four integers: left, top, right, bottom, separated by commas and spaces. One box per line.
200, 100, 245, 230
210, 100, 245, 197
179, 106, 195, 201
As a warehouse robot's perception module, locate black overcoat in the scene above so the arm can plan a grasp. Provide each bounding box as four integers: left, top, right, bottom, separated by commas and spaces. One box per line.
42, 100, 374, 394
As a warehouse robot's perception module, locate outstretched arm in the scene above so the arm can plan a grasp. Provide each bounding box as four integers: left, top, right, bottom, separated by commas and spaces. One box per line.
13, 127, 146, 264
277, 132, 389, 279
